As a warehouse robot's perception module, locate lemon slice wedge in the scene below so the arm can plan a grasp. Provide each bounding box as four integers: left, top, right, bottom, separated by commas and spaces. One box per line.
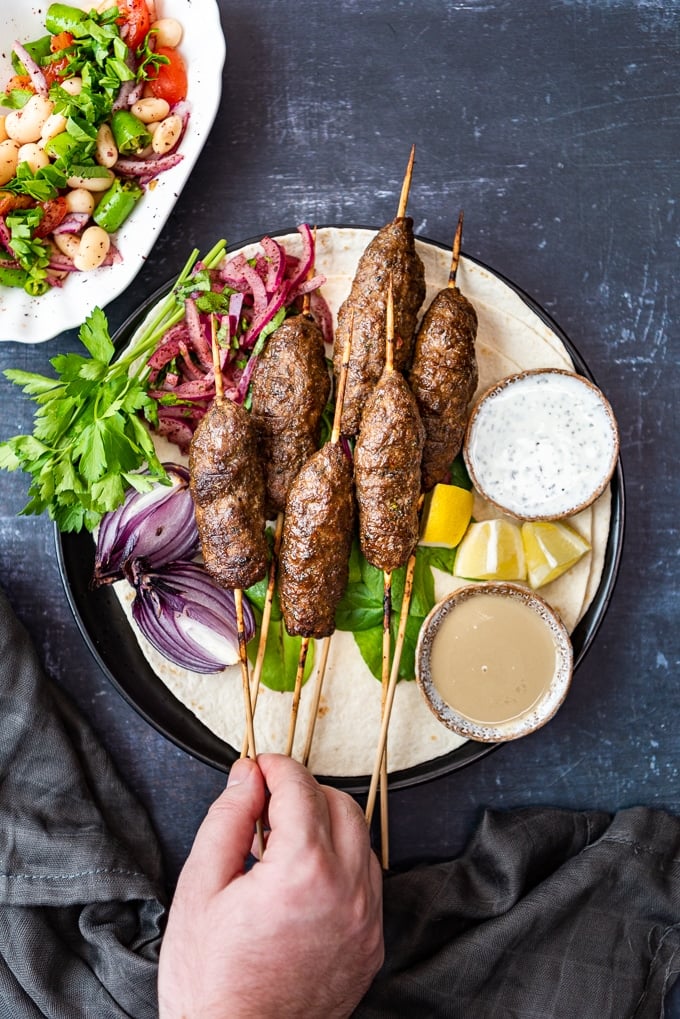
419, 484, 474, 548
453, 518, 527, 580
521, 521, 591, 589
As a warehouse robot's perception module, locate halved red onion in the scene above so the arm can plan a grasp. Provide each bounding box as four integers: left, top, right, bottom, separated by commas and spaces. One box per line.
129, 559, 255, 672
94, 464, 198, 585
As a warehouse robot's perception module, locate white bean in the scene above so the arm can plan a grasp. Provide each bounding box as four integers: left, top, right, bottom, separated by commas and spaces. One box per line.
150, 17, 183, 48
60, 77, 83, 96
95, 123, 118, 168
17, 143, 50, 174
152, 114, 182, 155
0, 139, 20, 187
53, 232, 82, 260
65, 188, 96, 216
0, 116, 7, 144
74, 226, 110, 271
40, 113, 68, 144
67, 169, 115, 191
131, 97, 170, 124
5, 95, 55, 145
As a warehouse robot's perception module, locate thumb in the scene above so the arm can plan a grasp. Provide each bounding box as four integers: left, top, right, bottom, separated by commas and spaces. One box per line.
180, 757, 266, 896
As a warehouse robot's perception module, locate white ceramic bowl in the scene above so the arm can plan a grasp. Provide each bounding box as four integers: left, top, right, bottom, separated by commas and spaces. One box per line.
415, 582, 573, 743
464, 368, 619, 520
0, 0, 225, 343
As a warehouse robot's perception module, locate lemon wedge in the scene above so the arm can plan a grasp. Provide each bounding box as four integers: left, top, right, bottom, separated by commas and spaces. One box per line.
521, 521, 591, 589
419, 484, 474, 548
453, 518, 527, 580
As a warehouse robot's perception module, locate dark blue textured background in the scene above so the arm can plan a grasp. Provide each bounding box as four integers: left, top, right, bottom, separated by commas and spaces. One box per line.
1, 2, 678, 1012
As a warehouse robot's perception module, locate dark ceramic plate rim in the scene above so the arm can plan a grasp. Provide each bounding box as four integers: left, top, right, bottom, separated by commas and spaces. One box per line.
55, 226, 626, 795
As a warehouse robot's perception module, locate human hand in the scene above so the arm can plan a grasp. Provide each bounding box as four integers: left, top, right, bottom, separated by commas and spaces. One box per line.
158, 753, 384, 1019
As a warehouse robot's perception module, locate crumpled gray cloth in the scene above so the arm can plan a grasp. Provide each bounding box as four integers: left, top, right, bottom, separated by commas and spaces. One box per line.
357, 803, 680, 1018
0, 587, 165, 1019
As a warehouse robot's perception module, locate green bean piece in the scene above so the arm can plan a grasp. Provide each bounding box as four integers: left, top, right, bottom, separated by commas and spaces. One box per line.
110, 111, 152, 156
45, 3, 86, 35
93, 178, 144, 233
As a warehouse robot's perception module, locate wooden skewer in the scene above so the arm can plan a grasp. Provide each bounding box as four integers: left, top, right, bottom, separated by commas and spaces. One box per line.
240, 510, 284, 758
448, 209, 464, 288
365, 546, 417, 828
300, 635, 332, 768
285, 317, 354, 759
211, 316, 264, 856
396, 143, 416, 220
377, 282, 395, 868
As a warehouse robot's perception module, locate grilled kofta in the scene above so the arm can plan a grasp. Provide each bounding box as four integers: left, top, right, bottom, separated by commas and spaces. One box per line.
354, 368, 425, 573
332, 218, 426, 436
278, 442, 355, 638
189, 398, 268, 590
407, 225, 478, 492
250, 312, 331, 518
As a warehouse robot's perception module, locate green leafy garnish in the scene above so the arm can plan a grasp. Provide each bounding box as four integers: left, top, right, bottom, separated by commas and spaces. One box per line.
0, 241, 228, 532
246, 540, 316, 692
334, 540, 457, 682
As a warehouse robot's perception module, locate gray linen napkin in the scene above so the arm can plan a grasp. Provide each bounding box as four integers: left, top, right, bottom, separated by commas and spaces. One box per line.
357, 806, 680, 1018
0, 587, 164, 1019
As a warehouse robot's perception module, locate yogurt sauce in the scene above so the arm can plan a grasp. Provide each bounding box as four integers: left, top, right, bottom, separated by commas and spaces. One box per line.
464, 370, 619, 519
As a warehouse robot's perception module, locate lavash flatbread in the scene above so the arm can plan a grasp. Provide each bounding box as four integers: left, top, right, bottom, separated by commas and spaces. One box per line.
113, 227, 612, 777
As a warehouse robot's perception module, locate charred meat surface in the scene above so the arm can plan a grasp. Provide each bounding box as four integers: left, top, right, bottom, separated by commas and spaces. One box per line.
354, 370, 425, 573
332, 218, 425, 436
408, 286, 478, 492
250, 313, 331, 517
189, 399, 268, 590
279, 443, 355, 638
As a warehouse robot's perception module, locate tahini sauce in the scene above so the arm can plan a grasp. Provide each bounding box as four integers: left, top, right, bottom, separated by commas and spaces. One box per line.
430, 593, 559, 725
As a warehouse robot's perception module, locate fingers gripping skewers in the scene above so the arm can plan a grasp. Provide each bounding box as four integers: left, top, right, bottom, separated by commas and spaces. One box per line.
279, 327, 356, 757
408, 211, 479, 492
332, 145, 426, 436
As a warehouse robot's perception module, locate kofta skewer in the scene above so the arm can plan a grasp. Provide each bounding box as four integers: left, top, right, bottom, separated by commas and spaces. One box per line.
279, 324, 355, 758
332, 144, 426, 436
354, 285, 425, 867
407, 210, 479, 492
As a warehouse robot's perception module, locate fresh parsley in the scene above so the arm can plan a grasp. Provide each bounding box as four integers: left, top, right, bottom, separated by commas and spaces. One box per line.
0, 240, 228, 532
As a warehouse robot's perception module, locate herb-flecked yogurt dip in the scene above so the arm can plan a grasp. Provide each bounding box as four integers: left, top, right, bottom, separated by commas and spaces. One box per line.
463, 369, 619, 520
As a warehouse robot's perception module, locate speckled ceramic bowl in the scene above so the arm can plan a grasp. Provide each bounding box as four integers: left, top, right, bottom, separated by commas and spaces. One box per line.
415, 582, 574, 743
463, 369, 620, 521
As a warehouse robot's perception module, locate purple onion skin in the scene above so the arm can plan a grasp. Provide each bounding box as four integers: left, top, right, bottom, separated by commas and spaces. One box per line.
129, 560, 255, 673
94, 464, 199, 585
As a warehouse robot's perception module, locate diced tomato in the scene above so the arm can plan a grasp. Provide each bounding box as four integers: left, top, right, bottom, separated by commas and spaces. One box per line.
34, 197, 69, 238
146, 46, 188, 105
117, 0, 151, 52
4, 74, 34, 94
50, 32, 73, 53
43, 56, 71, 87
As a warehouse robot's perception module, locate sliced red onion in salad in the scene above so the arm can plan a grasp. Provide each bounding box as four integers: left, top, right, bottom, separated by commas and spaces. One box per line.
146, 225, 332, 451
94, 464, 198, 585
128, 559, 254, 673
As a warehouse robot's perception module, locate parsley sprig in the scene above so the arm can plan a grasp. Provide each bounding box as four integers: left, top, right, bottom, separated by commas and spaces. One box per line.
0, 240, 228, 532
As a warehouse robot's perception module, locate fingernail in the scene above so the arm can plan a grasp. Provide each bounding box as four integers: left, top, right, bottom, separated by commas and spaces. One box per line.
227, 757, 254, 789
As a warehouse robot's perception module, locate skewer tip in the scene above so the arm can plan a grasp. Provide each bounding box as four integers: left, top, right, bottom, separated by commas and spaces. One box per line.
396, 144, 416, 220
448, 210, 464, 287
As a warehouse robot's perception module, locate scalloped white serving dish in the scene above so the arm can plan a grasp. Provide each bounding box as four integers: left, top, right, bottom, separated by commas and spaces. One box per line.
0, 0, 225, 343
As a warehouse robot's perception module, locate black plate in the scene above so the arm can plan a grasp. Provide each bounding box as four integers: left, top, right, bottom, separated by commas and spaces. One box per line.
55, 228, 626, 794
